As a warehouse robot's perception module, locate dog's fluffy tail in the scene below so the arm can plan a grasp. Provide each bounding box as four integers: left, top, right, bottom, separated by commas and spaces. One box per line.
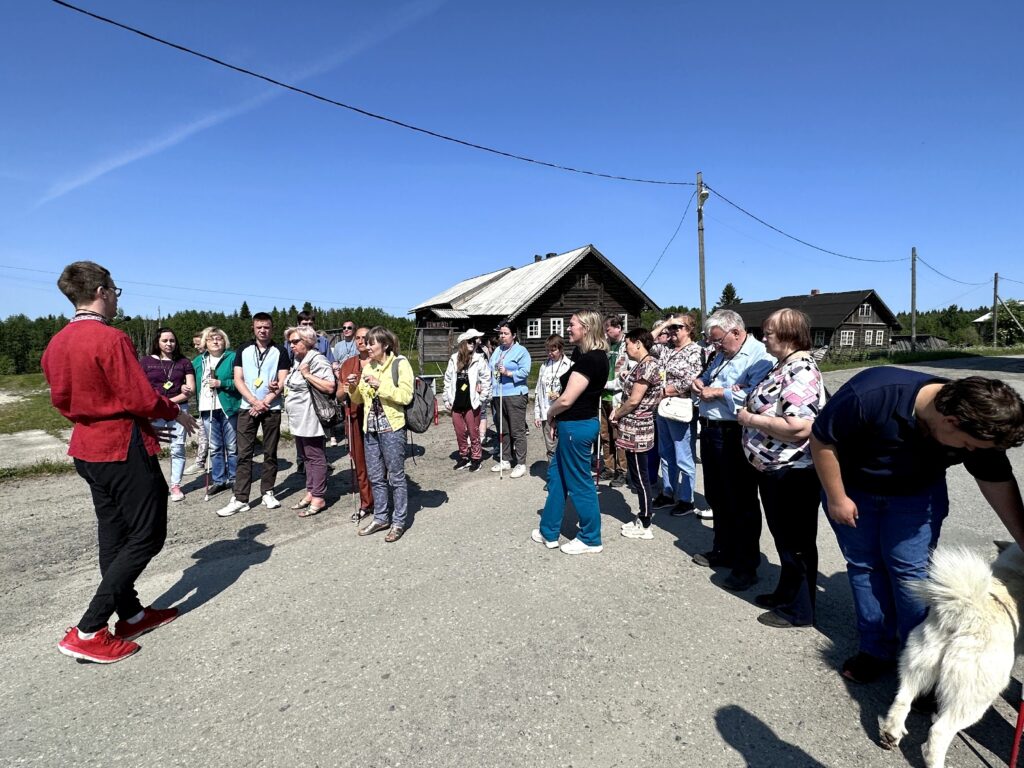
910, 547, 994, 634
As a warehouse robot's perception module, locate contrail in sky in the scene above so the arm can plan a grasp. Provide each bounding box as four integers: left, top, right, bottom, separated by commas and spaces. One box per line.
35, 0, 445, 208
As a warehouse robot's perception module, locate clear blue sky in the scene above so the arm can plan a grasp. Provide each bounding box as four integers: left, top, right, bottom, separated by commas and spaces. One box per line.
2, 1, 1021, 321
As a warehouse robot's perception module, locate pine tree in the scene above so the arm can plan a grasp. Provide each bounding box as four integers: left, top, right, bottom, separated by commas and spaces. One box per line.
716, 283, 742, 308
239, 301, 251, 320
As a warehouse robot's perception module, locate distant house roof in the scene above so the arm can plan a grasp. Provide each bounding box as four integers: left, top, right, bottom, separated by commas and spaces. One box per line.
731, 289, 901, 330
410, 244, 660, 320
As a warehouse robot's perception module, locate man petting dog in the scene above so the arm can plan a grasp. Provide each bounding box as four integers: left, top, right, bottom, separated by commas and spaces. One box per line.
810, 367, 1024, 683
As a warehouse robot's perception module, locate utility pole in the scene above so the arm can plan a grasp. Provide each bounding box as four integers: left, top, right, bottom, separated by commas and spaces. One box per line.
910, 248, 917, 352
697, 171, 707, 322
993, 272, 1000, 347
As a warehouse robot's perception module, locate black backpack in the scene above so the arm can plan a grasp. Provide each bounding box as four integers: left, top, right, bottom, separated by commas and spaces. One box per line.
391, 355, 436, 434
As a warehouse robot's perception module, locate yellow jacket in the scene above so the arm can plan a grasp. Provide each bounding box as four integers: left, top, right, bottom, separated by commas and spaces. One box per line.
350, 353, 414, 431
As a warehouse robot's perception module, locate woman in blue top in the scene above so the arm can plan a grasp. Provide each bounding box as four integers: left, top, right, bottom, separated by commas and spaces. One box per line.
532, 310, 609, 555
489, 321, 532, 478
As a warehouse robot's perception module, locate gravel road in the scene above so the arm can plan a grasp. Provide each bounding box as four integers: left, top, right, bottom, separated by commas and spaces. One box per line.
2, 357, 1023, 768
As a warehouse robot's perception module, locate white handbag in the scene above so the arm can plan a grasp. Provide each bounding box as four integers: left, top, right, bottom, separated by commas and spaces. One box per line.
657, 396, 694, 423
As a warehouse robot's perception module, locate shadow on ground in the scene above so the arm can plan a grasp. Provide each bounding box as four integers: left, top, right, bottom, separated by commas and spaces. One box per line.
715, 704, 828, 766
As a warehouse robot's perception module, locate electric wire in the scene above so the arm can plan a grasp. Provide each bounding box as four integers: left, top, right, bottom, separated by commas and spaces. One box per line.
704, 185, 908, 264
51, 0, 695, 188
639, 190, 696, 288
917, 257, 987, 286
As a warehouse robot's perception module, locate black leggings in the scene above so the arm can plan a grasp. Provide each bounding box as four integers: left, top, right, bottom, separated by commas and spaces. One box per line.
625, 449, 654, 525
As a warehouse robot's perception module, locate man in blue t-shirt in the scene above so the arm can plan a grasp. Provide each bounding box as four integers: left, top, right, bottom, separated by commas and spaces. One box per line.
217, 313, 290, 516
811, 367, 1024, 683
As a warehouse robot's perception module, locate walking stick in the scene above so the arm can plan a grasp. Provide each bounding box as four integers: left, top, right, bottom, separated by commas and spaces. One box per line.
594, 401, 602, 489
346, 403, 360, 521
498, 385, 504, 480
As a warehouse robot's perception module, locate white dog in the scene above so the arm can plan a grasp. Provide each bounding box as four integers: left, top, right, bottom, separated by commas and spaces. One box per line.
880, 542, 1024, 768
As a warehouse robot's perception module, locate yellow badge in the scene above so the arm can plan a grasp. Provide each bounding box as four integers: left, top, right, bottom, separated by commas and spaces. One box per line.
460, 383, 468, 391
253, 377, 264, 388
162, 381, 173, 390
283, 387, 290, 396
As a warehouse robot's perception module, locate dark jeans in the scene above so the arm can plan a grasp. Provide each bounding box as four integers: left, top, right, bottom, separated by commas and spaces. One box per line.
625, 449, 655, 522
74, 426, 168, 632
756, 464, 821, 625
233, 408, 282, 502
701, 420, 762, 572
295, 436, 328, 499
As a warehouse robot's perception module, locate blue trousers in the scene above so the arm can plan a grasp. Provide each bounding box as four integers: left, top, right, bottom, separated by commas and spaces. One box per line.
365, 430, 409, 529
203, 410, 237, 486
827, 481, 948, 660
540, 419, 602, 546
656, 414, 697, 503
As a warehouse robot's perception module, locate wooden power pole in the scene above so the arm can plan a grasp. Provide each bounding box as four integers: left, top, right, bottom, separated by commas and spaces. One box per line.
910, 247, 917, 352
697, 171, 707, 322
993, 272, 1000, 347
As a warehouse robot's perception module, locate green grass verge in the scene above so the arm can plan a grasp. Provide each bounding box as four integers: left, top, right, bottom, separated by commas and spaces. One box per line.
0, 390, 72, 435
0, 459, 77, 483
0, 373, 48, 392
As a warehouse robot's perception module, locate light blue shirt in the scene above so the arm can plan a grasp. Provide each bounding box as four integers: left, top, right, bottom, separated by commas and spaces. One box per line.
489, 343, 531, 397
697, 335, 775, 421
332, 338, 357, 363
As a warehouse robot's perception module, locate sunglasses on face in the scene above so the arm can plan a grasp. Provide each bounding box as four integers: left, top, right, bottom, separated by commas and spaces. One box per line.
288, 339, 302, 345
343, 326, 354, 330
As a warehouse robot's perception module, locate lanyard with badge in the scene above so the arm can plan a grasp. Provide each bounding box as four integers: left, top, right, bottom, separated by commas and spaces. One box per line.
252, 344, 270, 389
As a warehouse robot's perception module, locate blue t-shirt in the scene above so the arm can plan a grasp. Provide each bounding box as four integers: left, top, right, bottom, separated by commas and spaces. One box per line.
812, 367, 1012, 495
234, 340, 290, 411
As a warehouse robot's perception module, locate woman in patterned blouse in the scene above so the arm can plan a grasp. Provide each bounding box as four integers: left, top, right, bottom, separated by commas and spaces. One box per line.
651, 314, 704, 517
737, 309, 827, 629
610, 328, 664, 539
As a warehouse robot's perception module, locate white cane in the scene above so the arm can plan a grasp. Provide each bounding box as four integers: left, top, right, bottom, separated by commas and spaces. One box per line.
498, 382, 504, 481
595, 401, 602, 489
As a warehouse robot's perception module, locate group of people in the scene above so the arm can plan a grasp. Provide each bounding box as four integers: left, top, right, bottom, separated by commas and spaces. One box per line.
43, 260, 1024, 705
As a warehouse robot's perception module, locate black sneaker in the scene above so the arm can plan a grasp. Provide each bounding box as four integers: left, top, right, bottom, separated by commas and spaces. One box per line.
468, 459, 482, 472
670, 500, 695, 517
609, 472, 627, 487
692, 550, 729, 568
722, 569, 759, 591
205, 482, 229, 498
453, 457, 470, 471
652, 493, 675, 509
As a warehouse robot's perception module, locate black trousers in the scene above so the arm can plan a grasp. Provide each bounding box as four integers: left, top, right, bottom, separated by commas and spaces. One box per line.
625, 449, 654, 522
234, 408, 281, 502
74, 426, 168, 632
700, 420, 762, 571
756, 464, 821, 625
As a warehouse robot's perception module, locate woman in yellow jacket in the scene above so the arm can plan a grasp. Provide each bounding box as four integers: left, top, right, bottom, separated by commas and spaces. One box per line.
349, 326, 414, 542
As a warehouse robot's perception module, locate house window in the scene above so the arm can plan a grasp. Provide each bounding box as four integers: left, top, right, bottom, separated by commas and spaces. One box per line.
839, 330, 855, 347
526, 318, 542, 339
620, 313, 628, 333
858, 303, 872, 318
875, 330, 885, 346
864, 330, 873, 346
550, 318, 564, 337
813, 330, 825, 346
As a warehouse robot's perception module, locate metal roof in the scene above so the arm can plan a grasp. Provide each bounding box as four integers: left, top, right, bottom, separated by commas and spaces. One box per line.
430, 308, 470, 319
731, 289, 901, 330
408, 268, 511, 312
410, 244, 661, 319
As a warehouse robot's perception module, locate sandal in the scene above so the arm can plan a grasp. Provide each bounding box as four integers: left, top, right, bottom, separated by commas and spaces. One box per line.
291, 495, 313, 510
298, 503, 326, 518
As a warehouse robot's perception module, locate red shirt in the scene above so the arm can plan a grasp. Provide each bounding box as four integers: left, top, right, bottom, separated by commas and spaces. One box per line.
41, 319, 179, 462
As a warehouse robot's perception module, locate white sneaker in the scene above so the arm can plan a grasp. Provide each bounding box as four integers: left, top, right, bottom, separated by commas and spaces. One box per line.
216, 498, 249, 518
620, 520, 641, 535
262, 491, 281, 509
490, 461, 511, 473
560, 538, 603, 555
509, 464, 526, 479
327, 437, 338, 447
183, 462, 204, 476
622, 523, 654, 540
169, 485, 185, 502
531, 529, 559, 549
695, 507, 714, 520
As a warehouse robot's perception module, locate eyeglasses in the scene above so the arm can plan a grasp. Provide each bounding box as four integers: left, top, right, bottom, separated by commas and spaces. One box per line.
287, 338, 302, 345
342, 325, 354, 331
103, 285, 122, 297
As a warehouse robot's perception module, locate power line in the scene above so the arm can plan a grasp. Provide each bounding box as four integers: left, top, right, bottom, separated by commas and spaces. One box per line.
640, 190, 696, 288
704, 185, 909, 264
916, 257, 989, 287
52, 0, 695, 188
0, 264, 411, 311
1000, 276, 1024, 286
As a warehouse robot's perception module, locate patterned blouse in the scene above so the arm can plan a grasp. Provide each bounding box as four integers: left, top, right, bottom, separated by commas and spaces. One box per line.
659, 341, 703, 394
615, 357, 663, 453
742, 356, 826, 471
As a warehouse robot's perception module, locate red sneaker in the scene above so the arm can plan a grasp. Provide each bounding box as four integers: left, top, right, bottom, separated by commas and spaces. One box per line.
58, 627, 140, 664
113, 606, 179, 642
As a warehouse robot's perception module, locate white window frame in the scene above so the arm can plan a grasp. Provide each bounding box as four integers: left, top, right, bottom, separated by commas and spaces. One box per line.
858, 303, 872, 318
875, 330, 885, 346
813, 330, 825, 346
839, 330, 855, 347
549, 318, 564, 337
864, 330, 873, 346
620, 313, 628, 332
526, 318, 542, 339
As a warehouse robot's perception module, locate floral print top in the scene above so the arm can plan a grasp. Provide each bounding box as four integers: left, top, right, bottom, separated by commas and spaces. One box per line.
741, 356, 826, 471
615, 357, 663, 452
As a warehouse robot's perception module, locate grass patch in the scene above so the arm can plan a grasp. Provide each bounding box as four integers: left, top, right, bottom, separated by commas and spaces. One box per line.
0, 373, 48, 392
0, 390, 71, 435
0, 459, 76, 483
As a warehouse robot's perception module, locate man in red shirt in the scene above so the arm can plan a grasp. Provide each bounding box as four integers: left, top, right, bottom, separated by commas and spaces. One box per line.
42, 261, 198, 664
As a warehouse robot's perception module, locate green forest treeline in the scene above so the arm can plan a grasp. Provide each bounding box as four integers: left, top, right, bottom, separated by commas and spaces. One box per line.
0, 301, 414, 375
